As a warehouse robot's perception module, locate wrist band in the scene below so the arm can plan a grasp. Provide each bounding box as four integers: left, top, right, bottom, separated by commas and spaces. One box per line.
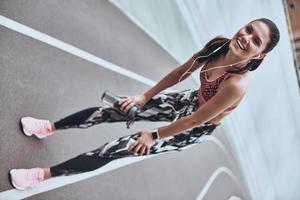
151, 129, 160, 140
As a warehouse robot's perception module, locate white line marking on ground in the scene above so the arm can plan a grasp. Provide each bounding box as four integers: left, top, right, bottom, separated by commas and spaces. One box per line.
0, 15, 159, 87
228, 195, 243, 200
196, 166, 243, 200
0, 155, 156, 200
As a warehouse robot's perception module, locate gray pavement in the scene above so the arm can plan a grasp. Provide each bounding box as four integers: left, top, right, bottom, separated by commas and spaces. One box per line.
0, 0, 176, 80
0, 0, 248, 199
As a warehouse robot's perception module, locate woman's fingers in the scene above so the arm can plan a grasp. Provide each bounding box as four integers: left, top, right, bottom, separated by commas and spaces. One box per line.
119, 98, 132, 111
119, 96, 128, 104
128, 133, 150, 156
118, 95, 144, 112
132, 143, 142, 155
128, 141, 137, 152
120, 98, 137, 112
134, 145, 142, 155
118, 96, 128, 104
124, 102, 135, 113
139, 146, 147, 156
146, 147, 150, 155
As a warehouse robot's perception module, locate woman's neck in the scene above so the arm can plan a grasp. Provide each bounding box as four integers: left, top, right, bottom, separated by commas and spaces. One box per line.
219, 51, 249, 70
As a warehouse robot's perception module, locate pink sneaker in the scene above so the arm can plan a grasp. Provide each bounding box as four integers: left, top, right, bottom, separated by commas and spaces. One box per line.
9, 168, 45, 190
20, 117, 54, 139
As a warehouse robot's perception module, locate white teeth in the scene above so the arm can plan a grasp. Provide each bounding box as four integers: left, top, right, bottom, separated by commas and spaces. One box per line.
237, 39, 245, 50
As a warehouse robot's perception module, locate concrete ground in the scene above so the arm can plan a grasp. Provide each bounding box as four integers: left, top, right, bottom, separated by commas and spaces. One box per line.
0, 1, 248, 199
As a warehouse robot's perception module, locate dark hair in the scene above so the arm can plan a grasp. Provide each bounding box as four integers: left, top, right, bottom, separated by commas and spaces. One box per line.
195, 18, 280, 74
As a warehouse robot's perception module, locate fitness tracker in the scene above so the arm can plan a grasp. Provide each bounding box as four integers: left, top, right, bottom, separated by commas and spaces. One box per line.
151, 129, 160, 140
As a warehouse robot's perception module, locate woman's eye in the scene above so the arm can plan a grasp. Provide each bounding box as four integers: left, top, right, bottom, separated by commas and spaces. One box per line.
254, 38, 260, 46
246, 26, 251, 33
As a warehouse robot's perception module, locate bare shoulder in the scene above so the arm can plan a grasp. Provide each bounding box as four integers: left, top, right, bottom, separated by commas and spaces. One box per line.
220, 72, 250, 95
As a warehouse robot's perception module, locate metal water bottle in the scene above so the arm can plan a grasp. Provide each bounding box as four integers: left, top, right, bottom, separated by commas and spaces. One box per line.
101, 90, 139, 128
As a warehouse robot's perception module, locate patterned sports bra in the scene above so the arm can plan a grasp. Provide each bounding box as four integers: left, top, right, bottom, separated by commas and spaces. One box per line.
199, 61, 237, 113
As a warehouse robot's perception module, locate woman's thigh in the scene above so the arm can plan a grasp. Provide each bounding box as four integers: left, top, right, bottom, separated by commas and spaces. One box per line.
91, 121, 218, 159
135, 89, 199, 123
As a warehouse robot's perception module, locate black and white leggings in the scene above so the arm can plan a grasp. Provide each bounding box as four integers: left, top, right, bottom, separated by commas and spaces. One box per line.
50, 89, 219, 176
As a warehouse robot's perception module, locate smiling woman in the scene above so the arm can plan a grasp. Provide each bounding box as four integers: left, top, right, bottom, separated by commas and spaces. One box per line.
9, 18, 280, 191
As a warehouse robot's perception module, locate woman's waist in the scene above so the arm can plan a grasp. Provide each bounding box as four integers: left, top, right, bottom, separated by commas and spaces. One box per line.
198, 90, 237, 111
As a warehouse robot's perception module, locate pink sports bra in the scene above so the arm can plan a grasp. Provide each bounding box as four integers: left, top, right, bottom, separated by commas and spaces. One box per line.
199, 61, 237, 113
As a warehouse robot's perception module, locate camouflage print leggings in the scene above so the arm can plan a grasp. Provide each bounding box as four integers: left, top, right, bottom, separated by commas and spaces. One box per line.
50, 89, 219, 176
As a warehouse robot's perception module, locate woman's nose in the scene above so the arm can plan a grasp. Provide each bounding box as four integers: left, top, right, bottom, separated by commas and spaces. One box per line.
241, 35, 250, 46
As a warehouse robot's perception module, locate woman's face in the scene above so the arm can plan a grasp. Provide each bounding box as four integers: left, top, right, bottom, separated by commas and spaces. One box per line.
230, 20, 271, 60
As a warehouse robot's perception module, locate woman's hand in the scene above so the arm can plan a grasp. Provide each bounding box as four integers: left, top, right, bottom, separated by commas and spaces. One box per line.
118, 95, 147, 113
128, 131, 155, 156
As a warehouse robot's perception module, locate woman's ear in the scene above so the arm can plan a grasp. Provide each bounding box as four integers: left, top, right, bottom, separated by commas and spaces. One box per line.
253, 53, 266, 60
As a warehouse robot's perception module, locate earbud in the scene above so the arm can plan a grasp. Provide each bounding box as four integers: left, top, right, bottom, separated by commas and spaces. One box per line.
252, 55, 260, 59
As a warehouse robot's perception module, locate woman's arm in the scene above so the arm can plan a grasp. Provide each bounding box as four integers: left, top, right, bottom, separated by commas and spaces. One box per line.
120, 57, 202, 113
143, 58, 203, 102
156, 78, 247, 138
128, 78, 247, 155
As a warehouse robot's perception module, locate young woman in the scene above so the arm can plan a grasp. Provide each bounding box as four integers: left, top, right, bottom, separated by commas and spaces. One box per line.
9, 18, 280, 190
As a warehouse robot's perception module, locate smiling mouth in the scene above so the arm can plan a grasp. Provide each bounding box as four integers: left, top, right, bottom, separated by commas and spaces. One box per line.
236, 38, 246, 51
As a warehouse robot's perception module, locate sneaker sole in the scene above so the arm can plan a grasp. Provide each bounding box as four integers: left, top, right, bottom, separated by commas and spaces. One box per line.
19, 119, 26, 136
19, 118, 30, 137
8, 170, 25, 190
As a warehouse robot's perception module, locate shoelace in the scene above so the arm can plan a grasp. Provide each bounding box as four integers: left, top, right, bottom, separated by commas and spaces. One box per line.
35, 120, 51, 134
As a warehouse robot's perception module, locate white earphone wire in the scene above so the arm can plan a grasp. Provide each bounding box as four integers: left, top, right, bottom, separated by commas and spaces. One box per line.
177, 40, 256, 84
161, 39, 258, 116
